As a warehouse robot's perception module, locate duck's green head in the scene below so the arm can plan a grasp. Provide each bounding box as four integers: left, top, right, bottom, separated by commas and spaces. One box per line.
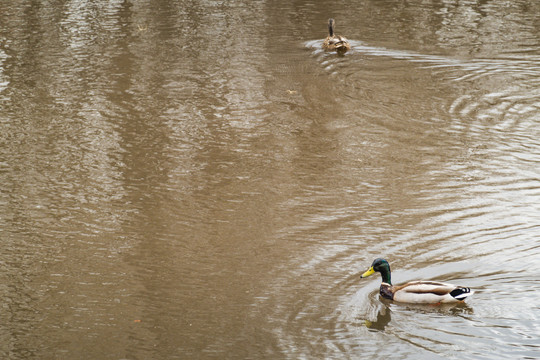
361, 258, 392, 284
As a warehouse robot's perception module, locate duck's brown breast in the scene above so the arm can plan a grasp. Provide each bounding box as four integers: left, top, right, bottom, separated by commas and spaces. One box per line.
379, 284, 394, 300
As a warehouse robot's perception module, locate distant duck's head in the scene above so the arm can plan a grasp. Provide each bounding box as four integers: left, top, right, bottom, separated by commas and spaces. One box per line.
328, 18, 335, 37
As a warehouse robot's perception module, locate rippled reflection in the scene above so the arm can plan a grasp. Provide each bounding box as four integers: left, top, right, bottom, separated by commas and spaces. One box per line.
0, 0, 539, 359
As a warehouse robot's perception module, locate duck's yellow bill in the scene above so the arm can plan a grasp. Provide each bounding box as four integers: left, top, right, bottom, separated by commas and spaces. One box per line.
361, 267, 375, 278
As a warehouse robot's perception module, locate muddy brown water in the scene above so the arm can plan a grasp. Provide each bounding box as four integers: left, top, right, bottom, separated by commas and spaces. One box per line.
0, 1, 539, 359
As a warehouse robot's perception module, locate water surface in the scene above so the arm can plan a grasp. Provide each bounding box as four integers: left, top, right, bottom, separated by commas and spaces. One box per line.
0, 0, 539, 359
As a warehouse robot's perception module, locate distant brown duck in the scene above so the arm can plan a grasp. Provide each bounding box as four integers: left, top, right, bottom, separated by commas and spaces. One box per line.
322, 18, 351, 54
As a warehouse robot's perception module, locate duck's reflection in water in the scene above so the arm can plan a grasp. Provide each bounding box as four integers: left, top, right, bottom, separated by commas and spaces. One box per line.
364, 303, 391, 331
364, 297, 474, 331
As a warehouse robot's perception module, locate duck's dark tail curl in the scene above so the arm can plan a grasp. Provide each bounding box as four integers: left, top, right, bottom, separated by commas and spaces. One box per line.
450, 287, 474, 300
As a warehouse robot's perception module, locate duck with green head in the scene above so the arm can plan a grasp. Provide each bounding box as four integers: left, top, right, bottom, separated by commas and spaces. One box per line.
322, 18, 351, 54
361, 258, 474, 304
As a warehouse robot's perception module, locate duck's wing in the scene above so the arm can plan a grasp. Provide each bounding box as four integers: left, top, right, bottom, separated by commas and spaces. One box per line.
324, 35, 349, 46
396, 281, 456, 294
393, 281, 467, 303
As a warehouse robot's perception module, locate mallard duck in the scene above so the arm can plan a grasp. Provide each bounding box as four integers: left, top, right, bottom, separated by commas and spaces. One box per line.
361, 258, 474, 304
322, 18, 351, 53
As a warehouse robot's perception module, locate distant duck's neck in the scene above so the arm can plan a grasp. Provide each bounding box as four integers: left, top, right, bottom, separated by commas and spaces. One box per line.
328, 20, 335, 37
